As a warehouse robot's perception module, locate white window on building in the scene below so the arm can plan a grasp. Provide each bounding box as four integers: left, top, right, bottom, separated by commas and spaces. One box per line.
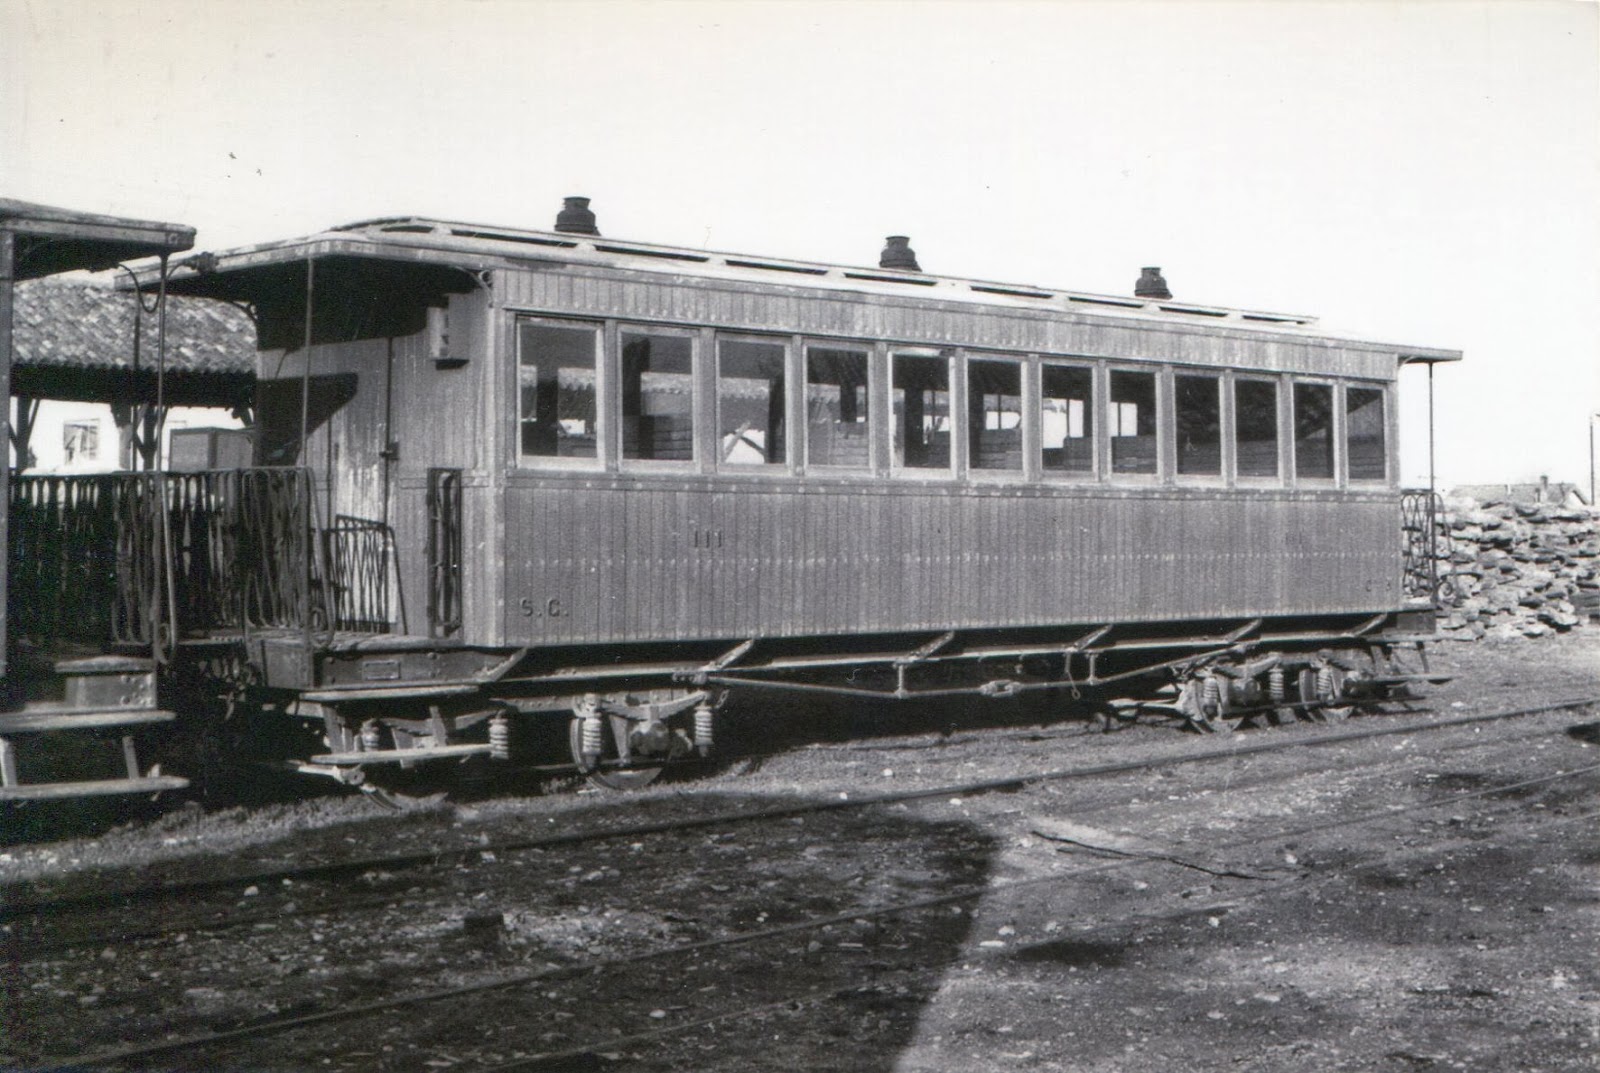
63, 420, 100, 463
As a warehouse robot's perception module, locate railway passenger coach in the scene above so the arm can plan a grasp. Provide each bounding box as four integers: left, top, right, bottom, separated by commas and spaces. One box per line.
10, 199, 1460, 796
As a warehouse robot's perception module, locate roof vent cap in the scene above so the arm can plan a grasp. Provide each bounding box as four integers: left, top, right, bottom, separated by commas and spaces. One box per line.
554, 196, 600, 236
879, 235, 920, 272
1135, 266, 1171, 300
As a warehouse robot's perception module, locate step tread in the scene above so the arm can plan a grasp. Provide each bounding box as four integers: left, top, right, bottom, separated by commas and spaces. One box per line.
0, 776, 189, 801
0, 709, 177, 733
302, 683, 480, 704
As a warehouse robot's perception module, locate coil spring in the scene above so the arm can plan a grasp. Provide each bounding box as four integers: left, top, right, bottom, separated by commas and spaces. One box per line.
581, 709, 604, 759
1268, 666, 1286, 705
694, 704, 714, 755
1201, 675, 1222, 718
1316, 664, 1336, 702
359, 720, 382, 752
488, 712, 510, 761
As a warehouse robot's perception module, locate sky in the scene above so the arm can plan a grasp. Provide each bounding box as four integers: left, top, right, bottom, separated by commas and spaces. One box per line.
3, 0, 1597, 490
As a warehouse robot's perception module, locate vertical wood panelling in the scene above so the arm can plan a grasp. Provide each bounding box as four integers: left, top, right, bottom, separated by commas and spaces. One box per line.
498, 480, 1401, 645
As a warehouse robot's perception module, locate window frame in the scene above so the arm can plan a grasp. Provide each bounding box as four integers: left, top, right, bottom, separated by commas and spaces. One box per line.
1289, 377, 1339, 485
1037, 356, 1099, 483
615, 322, 701, 472
963, 350, 1028, 481
1342, 380, 1391, 485
889, 346, 956, 478
801, 338, 876, 476
1105, 363, 1164, 483
513, 315, 605, 471
61, 418, 102, 465
713, 332, 793, 473
1171, 368, 1225, 484
1230, 374, 1283, 485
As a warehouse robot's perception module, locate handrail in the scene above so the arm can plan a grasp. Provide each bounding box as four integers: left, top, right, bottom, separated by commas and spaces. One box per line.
4, 467, 389, 648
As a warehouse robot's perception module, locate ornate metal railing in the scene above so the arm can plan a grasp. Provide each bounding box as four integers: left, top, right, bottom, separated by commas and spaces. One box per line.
324, 516, 394, 632
427, 468, 463, 638
8, 468, 341, 649
10, 473, 149, 646
1401, 487, 1443, 605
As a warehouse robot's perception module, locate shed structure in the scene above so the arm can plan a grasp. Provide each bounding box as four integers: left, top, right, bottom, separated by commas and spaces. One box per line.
1, 198, 195, 676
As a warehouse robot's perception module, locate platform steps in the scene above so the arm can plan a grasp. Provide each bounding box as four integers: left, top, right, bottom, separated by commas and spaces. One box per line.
0, 656, 190, 802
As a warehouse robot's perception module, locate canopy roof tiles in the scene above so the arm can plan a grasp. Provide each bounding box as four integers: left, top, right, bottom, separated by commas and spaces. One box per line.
10, 278, 255, 407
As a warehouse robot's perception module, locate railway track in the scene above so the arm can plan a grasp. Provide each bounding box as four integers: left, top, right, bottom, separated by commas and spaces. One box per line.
4, 696, 1592, 925
7, 712, 1577, 961
486, 802, 1600, 1073
15, 697, 1599, 1070
37, 753, 1600, 1070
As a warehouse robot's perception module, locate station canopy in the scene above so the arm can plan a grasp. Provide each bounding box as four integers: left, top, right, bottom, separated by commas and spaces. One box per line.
1, 198, 194, 279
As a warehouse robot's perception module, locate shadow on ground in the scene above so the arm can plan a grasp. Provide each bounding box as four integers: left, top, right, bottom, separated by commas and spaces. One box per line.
2, 790, 999, 1073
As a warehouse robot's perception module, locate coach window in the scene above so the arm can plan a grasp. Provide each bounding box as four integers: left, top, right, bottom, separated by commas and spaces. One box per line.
1174, 373, 1222, 476
620, 328, 696, 463
1233, 378, 1279, 478
892, 350, 951, 472
717, 337, 788, 467
1292, 381, 1335, 480
804, 344, 871, 470
1040, 362, 1094, 475
518, 320, 599, 461
1345, 384, 1387, 481
967, 357, 1024, 473
1109, 369, 1158, 475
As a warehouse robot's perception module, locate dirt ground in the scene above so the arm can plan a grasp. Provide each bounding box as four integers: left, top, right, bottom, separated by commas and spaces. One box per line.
1, 630, 1597, 1072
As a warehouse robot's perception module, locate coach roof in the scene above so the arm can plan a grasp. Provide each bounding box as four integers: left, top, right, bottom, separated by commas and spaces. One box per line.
128, 214, 1462, 364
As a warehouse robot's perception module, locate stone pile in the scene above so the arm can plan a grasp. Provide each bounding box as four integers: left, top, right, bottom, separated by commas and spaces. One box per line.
1434, 497, 1600, 642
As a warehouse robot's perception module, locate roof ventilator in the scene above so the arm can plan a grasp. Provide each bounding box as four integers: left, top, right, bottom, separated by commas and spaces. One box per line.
1135, 266, 1171, 300
554, 196, 600, 236
879, 235, 920, 272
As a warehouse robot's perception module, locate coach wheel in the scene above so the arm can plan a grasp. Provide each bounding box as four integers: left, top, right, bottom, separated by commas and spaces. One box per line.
1177, 677, 1232, 734
569, 713, 662, 789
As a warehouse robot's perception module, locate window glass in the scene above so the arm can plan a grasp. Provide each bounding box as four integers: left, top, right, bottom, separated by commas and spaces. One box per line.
1174, 374, 1221, 476
1041, 363, 1093, 473
967, 358, 1023, 471
805, 346, 870, 469
518, 322, 598, 459
620, 330, 694, 462
892, 351, 951, 471
717, 338, 787, 466
63, 420, 100, 463
1293, 382, 1334, 479
1346, 385, 1387, 480
1109, 370, 1158, 474
1234, 379, 1279, 478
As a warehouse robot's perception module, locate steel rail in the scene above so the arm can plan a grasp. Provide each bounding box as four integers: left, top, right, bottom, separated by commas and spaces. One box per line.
484, 801, 1600, 1073
14, 716, 1563, 960
4, 696, 1594, 923
41, 754, 1600, 1071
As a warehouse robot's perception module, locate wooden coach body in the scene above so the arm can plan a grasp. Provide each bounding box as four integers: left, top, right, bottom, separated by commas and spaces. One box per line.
156, 216, 1455, 662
